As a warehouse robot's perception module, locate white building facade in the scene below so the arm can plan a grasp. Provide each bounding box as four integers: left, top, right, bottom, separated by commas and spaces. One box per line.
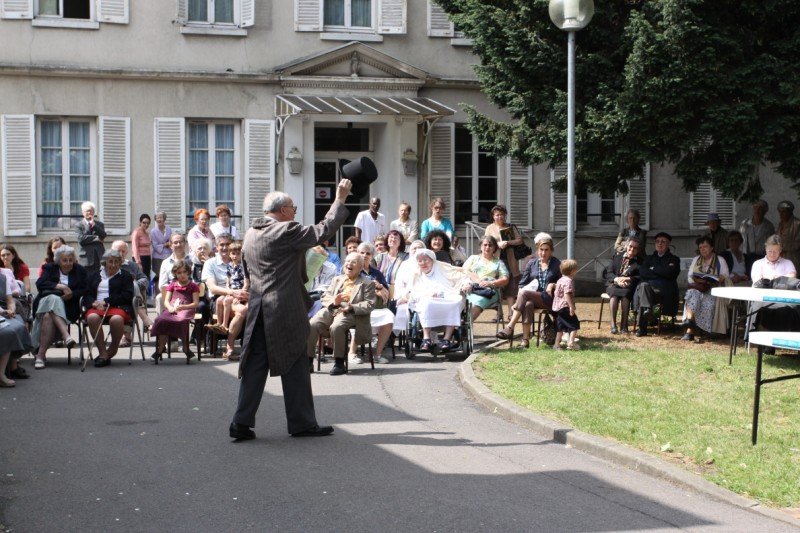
0, 0, 795, 278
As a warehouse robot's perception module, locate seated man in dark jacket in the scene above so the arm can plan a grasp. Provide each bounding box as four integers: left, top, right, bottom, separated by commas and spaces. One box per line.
633, 232, 681, 336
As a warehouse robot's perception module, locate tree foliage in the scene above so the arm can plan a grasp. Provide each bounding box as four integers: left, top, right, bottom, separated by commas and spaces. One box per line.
435, 0, 800, 200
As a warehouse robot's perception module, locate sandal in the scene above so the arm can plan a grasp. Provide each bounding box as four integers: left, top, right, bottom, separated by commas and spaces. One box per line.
439, 339, 452, 352
496, 326, 513, 340
420, 339, 432, 352
520, 338, 530, 349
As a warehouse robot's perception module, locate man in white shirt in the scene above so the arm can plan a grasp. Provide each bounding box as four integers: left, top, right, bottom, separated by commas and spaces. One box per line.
354, 197, 386, 245
202, 232, 248, 360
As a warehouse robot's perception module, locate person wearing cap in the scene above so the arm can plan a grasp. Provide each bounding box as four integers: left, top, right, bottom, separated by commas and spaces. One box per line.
738, 199, 775, 262
704, 213, 728, 257
777, 200, 800, 269
354, 197, 386, 245
633, 232, 681, 336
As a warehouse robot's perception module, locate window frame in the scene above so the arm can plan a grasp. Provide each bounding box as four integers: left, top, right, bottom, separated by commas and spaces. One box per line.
323, 0, 375, 33
32, 0, 98, 28
453, 124, 498, 226
36, 116, 97, 231
186, 120, 241, 219
576, 187, 619, 228
188, 0, 235, 25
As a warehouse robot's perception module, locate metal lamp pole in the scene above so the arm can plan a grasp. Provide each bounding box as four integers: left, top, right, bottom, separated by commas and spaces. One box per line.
549, 0, 594, 260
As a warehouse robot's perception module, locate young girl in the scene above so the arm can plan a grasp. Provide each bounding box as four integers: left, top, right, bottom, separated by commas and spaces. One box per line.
551, 259, 580, 350
150, 260, 199, 362
215, 242, 249, 333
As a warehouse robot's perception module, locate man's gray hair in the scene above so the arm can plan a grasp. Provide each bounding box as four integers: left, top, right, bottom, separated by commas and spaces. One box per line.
193, 237, 212, 252
263, 191, 292, 214
111, 240, 127, 252
215, 232, 233, 243
53, 245, 76, 263
101, 249, 122, 267
155, 211, 167, 220
81, 201, 97, 214
344, 252, 364, 268
357, 242, 375, 255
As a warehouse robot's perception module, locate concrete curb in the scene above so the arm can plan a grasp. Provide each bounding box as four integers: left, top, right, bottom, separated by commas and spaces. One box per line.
458, 345, 800, 527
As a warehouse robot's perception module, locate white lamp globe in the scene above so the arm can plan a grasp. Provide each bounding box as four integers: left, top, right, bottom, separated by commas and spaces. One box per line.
549, 0, 594, 31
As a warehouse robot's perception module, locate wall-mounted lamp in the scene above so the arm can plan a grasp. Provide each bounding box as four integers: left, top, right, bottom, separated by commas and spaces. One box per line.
286, 147, 303, 175
402, 148, 418, 176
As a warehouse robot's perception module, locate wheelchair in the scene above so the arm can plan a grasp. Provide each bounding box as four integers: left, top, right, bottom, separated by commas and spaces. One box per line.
403, 300, 473, 360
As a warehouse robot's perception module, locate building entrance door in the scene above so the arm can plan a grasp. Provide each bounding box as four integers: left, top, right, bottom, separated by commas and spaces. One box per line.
314, 125, 374, 257
314, 155, 372, 256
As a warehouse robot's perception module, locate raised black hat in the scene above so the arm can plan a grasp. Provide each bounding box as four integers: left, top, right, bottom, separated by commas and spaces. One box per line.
341, 157, 378, 198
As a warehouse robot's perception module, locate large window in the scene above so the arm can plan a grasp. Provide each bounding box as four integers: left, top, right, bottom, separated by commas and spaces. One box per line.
188, 0, 234, 24
39, 119, 93, 229
188, 122, 237, 215
454, 125, 497, 225
324, 0, 372, 29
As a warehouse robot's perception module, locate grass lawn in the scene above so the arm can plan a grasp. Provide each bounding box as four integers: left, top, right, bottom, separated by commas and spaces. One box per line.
475, 328, 800, 508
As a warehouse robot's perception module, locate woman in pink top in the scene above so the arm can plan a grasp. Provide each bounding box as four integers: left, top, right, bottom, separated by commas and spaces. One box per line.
751, 234, 797, 283
130, 214, 153, 279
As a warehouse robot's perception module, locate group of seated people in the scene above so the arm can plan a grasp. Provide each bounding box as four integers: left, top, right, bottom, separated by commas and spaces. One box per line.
600, 207, 798, 342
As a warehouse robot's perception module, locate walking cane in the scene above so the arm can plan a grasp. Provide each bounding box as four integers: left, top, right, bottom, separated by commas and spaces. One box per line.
81, 304, 110, 373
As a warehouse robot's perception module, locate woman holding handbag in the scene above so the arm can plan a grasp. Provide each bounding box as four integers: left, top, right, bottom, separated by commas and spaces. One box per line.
484, 205, 526, 315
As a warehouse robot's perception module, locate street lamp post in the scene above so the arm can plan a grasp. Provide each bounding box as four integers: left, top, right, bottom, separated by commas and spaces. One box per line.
549, 0, 594, 260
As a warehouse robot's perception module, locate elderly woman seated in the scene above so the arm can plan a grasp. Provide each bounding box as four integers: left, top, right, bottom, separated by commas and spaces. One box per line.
397, 249, 469, 353
307, 252, 376, 376
83, 249, 135, 368
603, 238, 642, 334
31, 246, 88, 369
750, 235, 798, 353
681, 235, 731, 341
0, 267, 32, 387
463, 236, 510, 322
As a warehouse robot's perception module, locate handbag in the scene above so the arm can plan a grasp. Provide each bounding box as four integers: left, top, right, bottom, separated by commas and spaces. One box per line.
540, 313, 557, 346
470, 283, 496, 299
512, 225, 533, 260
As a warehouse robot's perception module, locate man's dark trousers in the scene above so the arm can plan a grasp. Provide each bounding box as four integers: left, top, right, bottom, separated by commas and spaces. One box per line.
233, 311, 317, 434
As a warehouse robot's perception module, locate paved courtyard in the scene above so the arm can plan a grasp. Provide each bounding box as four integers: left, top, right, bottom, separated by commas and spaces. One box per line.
1, 307, 796, 532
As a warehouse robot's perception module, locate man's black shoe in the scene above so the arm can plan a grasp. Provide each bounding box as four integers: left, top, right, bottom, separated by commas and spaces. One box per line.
94, 358, 111, 367
635, 328, 647, 337
291, 425, 334, 437
641, 308, 653, 322
229, 422, 255, 440
330, 361, 346, 375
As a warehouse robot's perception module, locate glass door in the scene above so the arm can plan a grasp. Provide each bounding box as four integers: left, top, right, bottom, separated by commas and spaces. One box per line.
314, 156, 371, 256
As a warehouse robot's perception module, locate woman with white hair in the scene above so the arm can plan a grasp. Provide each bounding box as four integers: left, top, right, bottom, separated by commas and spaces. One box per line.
31, 245, 88, 368
398, 249, 469, 352
83, 249, 135, 367
392, 240, 426, 332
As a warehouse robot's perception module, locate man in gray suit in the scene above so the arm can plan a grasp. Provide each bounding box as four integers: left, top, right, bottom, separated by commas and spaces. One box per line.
75, 201, 106, 275
230, 178, 352, 440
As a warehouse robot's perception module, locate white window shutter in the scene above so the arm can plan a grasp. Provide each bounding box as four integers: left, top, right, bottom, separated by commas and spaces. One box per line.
240, 0, 254, 27
427, 123, 454, 221
295, 0, 321, 31
428, 0, 453, 37
99, 117, 130, 234
550, 164, 568, 231
714, 187, 735, 228
244, 119, 274, 227
506, 158, 532, 228
624, 163, 650, 230
0, 0, 33, 19
690, 181, 712, 229
378, 0, 406, 34
97, 0, 128, 23
1, 115, 36, 236
154, 118, 186, 231
175, 0, 187, 24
